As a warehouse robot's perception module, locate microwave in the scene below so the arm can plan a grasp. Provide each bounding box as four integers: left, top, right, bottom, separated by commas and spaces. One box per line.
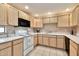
18, 18, 30, 27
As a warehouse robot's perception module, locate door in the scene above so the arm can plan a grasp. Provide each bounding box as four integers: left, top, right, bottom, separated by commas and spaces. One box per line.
7, 5, 18, 26
13, 43, 23, 56
38, 35, 43, 45
43, 35, 49, 46
0, 4, 7, 25
49, 36, 56, 47
57, 14, 70, 27
34, 35, 38, 46
57, 36, 65, 49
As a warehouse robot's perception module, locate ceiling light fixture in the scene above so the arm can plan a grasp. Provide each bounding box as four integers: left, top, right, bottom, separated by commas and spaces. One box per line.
66, 8, 70, 11
34, 14, 39, 17
47, 12, 52, 15
25, 5, 29, 9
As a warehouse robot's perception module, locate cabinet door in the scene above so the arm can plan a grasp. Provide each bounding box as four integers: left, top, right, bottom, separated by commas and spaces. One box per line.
49, 17, 57, 23
43, 18, 49, 24
57, 14, 70, 27
38, 35, 43, 45
0, 4, 7, 25
43, 35, 49, 46
13, 43, 23, 56
70, 40, 78, 56
7, 5, 18, 26
57, 36, 65, 49
49, 36, 56, 48
0, 47, 12, 56
34, 36, 38, 46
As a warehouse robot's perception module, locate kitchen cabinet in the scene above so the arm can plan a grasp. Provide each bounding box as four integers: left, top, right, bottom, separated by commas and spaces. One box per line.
43, 18, 50, 24
57, 36, 65, 49
43, 17, 57, 24
31, 19, 43, 28
18, 10, 29, 20
0, 4, 7, 25
0, 42, 12, 56
42, 35, 49, 46
7, 5, 18, 26
70, 40, 78, 56
49, 17, 57, 23
13, 39, 23, 56
38, 35, 43, 45
49, 35, 56, 48
57, 14, 70, 27
34, 35, 38, 46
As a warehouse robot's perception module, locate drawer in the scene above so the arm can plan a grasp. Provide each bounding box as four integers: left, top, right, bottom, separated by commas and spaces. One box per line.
57, 36, 64, 39
0, 42, 12, 50
13, 39, 23, 45
48, 35, 56, 38
70, 40, 78, 50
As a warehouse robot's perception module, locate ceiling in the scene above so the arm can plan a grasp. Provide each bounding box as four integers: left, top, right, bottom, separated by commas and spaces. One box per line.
10, 3, 77, 16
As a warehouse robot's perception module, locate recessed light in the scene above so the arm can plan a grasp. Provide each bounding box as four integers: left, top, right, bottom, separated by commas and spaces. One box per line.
25, 5, 29, 9
34, 14, 39, 17
66, 8, 70, 11
47, 12, 52, 14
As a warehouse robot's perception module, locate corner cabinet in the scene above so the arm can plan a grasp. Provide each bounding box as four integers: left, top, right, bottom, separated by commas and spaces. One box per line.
57, 14, 70, 27
7, 5, 18, 26
0, 4, 7, 25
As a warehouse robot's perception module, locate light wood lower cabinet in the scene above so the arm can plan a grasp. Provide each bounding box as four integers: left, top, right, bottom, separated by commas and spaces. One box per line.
49, 36, 56, 48
0, 38, 23, 56
13, 43, 23, 56
43, 35, 49, 46
0, 42, 12, 56
0, 47, 12, 56
70, 40, 78, 56
57, 36, 65, 49
13, 39, 23, 56
34, 35, 38, 46
38, 35, 43, 45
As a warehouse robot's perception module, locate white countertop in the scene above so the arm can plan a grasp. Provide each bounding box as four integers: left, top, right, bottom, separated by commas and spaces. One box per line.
31, 32, 79, 44
0, 36, 24, 44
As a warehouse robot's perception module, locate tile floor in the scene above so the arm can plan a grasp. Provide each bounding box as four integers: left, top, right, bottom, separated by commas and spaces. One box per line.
27, 46, 68, 56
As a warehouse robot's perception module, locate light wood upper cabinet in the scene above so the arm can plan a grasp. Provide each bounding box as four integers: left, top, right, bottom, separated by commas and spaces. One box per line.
18, 10, 29, 20
0, 4, 7, 25
49, 36, 56, 48
49, 17, 57, 23
7, 5, 18, 26
31, 18, 43, 28
57, 14, 70, 27
43, 17, 57, 24
43, 18, 50, 23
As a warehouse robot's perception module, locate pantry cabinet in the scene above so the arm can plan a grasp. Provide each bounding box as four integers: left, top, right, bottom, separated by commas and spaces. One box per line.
70, 40, 78, 56
49, 35, 56, 48
57, 36, 65, 49
57, 14, 70, 27
0, 4, 7, 25
7, 5, 18, 26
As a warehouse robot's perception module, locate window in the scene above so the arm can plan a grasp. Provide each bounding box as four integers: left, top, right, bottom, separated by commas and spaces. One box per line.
0, 27, 5, 33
